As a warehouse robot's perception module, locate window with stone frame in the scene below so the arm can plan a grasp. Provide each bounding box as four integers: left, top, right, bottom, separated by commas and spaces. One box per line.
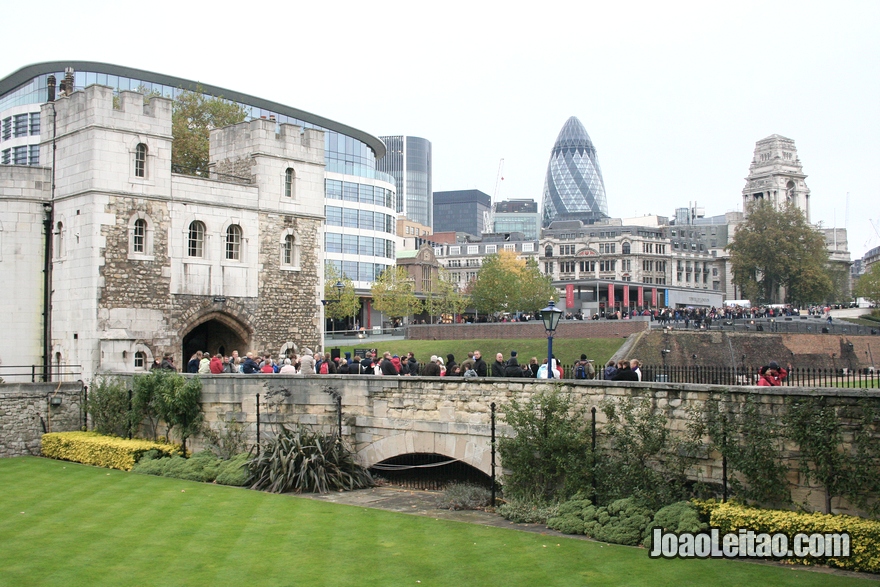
54, 221, 64, 258
132, 218, 147, 253
135, 143, 147, 178
188, 221, 205, 258
284, 168, 295, 198
134, 351, 146, 369
226, 225, 242, 260
281, 233, 301, 269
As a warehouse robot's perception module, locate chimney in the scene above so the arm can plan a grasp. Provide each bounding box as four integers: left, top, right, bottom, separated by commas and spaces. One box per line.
47, 75, 56, 102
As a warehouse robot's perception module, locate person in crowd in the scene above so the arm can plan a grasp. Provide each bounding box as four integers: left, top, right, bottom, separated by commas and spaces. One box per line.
337, 357, 349, 374
528, 357, 540, 378
322, 352, 337, 374
360, 352, 374, 375
445, 354, 457, 376
225, 351, 240, 374
405, 352, 420, 376
473, 351, 488, 377
437, 356, 446, 376
491, 352, 507, 377
300, 348, 316, 374
604, 360, 618, 380
537, 358, 549, 379
260, 354, 275, 374
757, 365, 780, 386
279, 358, 297, 374
379, 352, 398, 375
209, 353, 224, 374
629, 358, 642, 381
150, 357, 163, 371
504, 351, 523, 377
611, 360, 639, 381
187, 351, 202, 374
390, 355, 403, 374
423, 355, 442, 376
351, 355, 364, 374
160, 353, 176, 371
241, 352, 260, 374
198, 352, 211, 374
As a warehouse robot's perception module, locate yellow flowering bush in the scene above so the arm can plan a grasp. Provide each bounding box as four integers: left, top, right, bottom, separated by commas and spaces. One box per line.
694, 499, 880, 573
41, 431, 180, 471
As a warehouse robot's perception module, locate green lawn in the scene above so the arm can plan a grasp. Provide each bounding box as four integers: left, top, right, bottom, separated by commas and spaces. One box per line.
330, 338, 626, 367
0, 457, 872, 586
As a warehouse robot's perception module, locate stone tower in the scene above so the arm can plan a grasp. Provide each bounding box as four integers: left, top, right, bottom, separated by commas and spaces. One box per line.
742, 135, 810, 221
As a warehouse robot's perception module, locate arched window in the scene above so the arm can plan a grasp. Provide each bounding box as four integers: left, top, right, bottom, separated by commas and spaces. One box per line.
284, 168, 295, 198
545, 245, 553, 258
132, 218, 147, 253
281, 232, 301, 269
226, 225, 242, 260
134, 351, 146, 369
135, 143, 147, 178
188, 221, 205, 258
622, 242, 631, 255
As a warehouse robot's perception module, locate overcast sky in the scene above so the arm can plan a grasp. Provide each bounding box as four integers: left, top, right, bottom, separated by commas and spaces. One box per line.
3, 1, 878, 259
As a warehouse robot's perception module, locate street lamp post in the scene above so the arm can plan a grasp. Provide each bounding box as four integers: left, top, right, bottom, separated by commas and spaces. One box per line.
541, 300, 562, 379
322, 280, 346, 335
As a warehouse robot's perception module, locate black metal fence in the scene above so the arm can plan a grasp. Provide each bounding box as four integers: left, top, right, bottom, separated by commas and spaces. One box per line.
640, 365, 879, 388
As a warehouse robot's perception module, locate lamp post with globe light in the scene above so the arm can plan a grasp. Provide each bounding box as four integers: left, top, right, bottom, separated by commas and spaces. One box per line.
541, 300, 563, 379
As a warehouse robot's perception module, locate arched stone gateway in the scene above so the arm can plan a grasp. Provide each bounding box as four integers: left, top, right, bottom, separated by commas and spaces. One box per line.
356, 430, 493, 477
181, 311, 252, 360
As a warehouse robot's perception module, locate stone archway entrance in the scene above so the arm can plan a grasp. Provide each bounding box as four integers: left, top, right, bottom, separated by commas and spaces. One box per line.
181, 312, 251, 360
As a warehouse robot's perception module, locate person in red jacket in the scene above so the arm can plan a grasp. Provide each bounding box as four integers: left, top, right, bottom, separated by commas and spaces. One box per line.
209, 353, 224, 374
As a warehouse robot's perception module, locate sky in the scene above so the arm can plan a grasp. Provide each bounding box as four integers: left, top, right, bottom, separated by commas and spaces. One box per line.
3, 1, 878, 259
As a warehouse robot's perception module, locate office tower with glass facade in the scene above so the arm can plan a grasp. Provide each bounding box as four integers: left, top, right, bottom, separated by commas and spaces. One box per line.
493, 199, 540, 240
432, 189, 491, 236
541, 116, 609, 227
377, 135, 432, 227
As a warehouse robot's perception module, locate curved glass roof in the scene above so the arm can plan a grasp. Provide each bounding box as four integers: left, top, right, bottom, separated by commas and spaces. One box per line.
541, 116, 609, 227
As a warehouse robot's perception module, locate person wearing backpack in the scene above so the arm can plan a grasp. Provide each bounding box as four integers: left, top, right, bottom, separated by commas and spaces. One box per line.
574, 354, 594, 380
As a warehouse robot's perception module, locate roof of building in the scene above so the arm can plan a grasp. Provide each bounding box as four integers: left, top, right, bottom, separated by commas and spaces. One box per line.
0, 61, 385, 159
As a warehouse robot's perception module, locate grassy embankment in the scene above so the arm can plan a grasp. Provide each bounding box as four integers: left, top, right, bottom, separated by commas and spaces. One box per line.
0, 457, 871, 587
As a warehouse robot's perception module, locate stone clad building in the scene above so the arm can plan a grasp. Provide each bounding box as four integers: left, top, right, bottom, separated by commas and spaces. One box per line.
0, 84, 326, 381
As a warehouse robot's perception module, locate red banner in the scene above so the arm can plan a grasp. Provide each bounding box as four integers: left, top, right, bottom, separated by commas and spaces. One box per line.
651, 288, 658, 306
623, 286, 630, 309
565, 284, 574, 308
608, 284, 615, 308
638, 287, 644, 307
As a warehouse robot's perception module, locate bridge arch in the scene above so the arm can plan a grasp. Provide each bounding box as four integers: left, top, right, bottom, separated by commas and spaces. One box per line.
356, 430, 493, 477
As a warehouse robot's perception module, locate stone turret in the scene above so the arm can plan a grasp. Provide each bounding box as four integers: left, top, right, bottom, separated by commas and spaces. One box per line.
742, 134, 810, 222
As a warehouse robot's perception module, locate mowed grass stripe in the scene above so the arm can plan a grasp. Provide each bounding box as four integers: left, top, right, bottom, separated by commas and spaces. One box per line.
0, 457, 871, 587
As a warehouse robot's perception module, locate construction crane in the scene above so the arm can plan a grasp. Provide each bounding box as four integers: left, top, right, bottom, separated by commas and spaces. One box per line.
483, 158, 504, 235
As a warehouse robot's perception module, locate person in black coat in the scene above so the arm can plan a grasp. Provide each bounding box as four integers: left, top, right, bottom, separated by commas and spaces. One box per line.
611, 360, 640, 382
473, 351, 488, 377
491, 353, 506, 377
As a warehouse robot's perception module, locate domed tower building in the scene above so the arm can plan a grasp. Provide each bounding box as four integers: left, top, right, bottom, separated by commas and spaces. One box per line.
541, 116, 609, 227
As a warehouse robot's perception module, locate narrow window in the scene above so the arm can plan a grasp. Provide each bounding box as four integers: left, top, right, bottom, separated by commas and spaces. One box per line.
135, 143, 147, 178
55, 221, 64, 258
132, 218, 146, 253
188, 221, 205, 258
284, 168, 295, 197
134, 351, 146, 369
226, 225, 242, 260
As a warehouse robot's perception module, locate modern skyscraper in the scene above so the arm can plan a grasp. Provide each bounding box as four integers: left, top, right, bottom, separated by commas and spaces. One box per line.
377, 135, 432, 227
541, 116, 609, 227
432, 190, 491, 236
493, 199, 540, 240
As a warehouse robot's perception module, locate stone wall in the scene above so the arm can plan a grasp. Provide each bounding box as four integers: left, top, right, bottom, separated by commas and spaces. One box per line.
0, 383, 83, 457
406, 320, 649, 341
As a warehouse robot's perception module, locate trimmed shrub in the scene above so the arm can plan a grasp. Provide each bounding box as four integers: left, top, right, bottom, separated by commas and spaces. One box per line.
41, 431, 179, 471
87, 376, 132, 437
643, 501, 706, 549
215, 453, 250, 486
497, 499, 559, 524
548, 496, 655, 547
436, 483, 493, 510
696, 500, 880, 573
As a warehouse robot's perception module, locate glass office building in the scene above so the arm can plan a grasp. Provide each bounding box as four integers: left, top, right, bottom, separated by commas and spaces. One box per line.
0, 61, 397, 287
541, 116, 609, 227
432, 189, 491, 236
377, 135, 432, 228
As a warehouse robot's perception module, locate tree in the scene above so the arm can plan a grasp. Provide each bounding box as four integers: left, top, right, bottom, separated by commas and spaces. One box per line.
323, 264, 361, 330
370, 266, 422, 324
726, 201, 831, 305
423, 267, 469, 323
855, 263, 880, 305
470, 250, 556, 316
132, 371, 203, 452
171, 87, 249, 176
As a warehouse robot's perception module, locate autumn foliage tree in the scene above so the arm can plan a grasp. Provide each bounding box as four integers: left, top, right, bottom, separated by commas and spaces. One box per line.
855, 263, 880, 307
470, 250, 556, 317
323, 264, 361, 330
726, 201, 831, 305
423, 267, 469, 323
172, 87, 249, 176
370, 266, 422, 324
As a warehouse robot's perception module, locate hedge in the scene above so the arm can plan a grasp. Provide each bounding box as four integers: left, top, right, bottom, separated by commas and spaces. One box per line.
41, 431, 180, 471
696, 500, 880, 574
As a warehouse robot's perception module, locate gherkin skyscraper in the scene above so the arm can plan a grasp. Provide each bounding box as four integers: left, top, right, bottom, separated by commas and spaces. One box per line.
541, 116, 609, 227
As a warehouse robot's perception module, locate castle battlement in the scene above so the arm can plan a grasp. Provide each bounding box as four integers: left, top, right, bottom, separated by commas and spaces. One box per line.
209, 118, 324, 166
